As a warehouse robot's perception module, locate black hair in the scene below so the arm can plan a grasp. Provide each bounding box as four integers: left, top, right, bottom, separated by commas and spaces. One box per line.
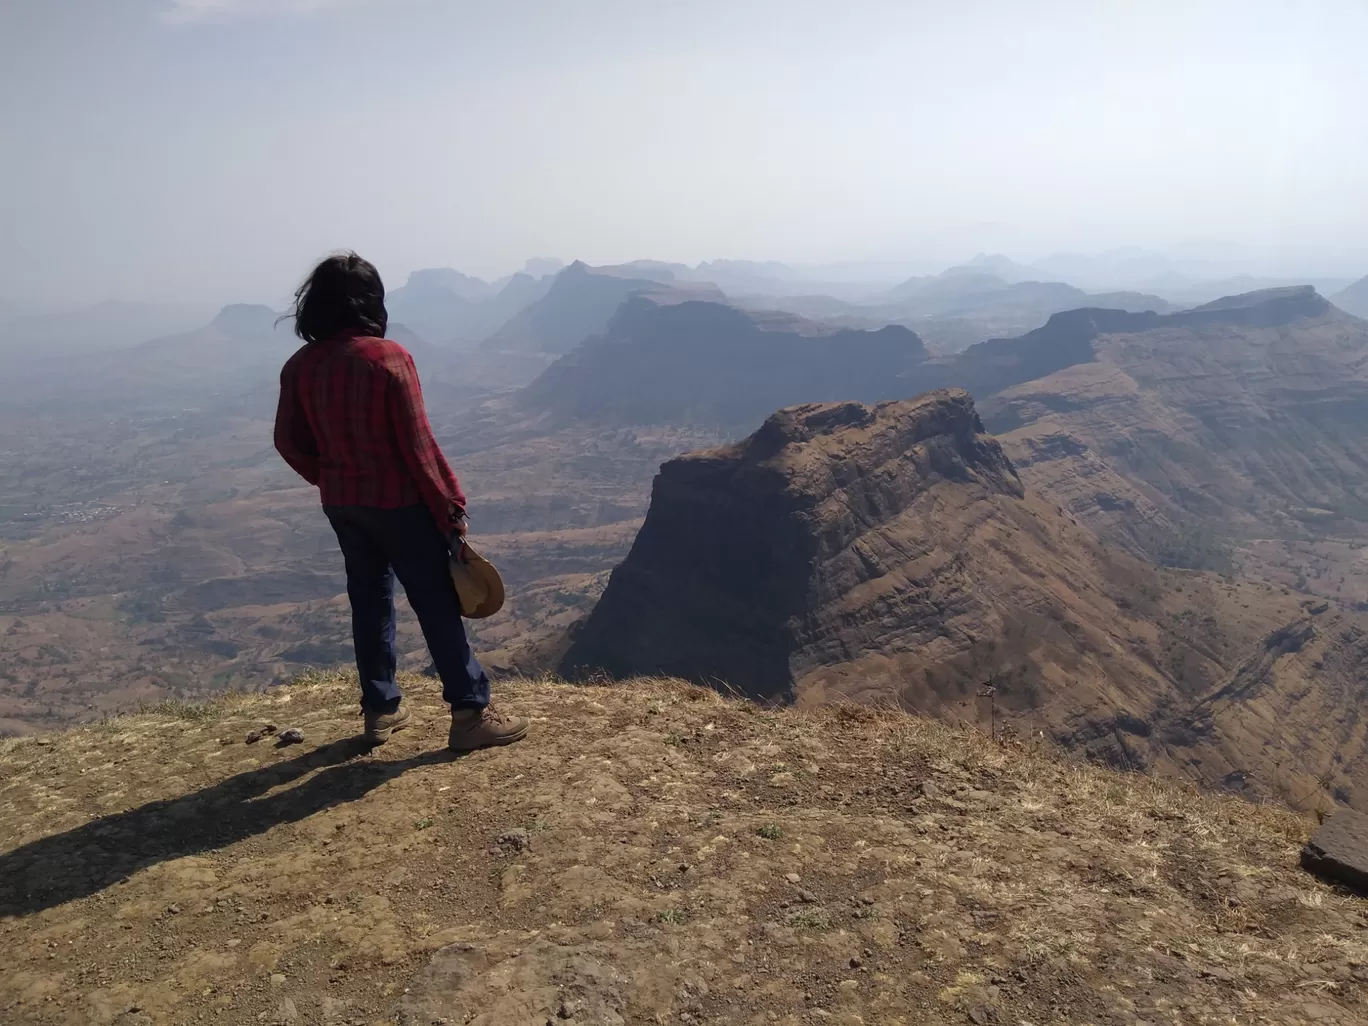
287, 251, 388, 343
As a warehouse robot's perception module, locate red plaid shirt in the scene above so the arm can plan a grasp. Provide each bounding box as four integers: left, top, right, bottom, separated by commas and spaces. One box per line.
274, 335, 466, 532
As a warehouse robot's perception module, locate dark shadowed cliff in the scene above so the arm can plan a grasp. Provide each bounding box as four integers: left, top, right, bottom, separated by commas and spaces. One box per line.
561, 390, 1014, 701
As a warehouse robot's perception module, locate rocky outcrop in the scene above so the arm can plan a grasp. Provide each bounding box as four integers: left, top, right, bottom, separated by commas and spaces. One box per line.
209, 303, 280, 338
562, 390, 1140, 708
1303, 809, 1368, 893
562, 390, 1020, 700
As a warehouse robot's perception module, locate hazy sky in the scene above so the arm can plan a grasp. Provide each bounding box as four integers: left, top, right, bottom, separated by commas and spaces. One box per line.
3, 0, 1366, 305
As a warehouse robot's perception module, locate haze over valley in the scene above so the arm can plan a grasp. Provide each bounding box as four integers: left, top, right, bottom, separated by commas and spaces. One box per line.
2, 242, 1368, 810
3, 0, 1368, 802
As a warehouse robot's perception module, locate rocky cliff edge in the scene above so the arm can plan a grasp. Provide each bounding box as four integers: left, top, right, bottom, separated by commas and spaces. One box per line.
1, 672, 1363, 1026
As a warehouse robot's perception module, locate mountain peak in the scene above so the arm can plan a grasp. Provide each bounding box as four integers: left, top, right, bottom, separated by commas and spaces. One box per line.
739, 389, 985, 465
1191, 284, 1326, 317
559, 388, 1025, 700
401, 267, 488, 299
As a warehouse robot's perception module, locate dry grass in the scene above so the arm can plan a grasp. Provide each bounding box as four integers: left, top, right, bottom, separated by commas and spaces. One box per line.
0, 671, 1360, 1026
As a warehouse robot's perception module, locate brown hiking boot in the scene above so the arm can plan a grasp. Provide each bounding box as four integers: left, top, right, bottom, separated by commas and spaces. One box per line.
447, 704, 528, 751
363, 704, 411, 745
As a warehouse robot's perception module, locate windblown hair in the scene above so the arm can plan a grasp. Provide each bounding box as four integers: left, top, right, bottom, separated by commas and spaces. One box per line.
287, 251, 388, 344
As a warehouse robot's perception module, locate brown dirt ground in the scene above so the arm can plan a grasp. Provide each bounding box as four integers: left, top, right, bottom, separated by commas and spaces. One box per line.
2, 673, 1367, 1026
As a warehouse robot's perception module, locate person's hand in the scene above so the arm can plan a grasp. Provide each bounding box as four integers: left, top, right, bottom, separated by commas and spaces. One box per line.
447, 515, 468, 547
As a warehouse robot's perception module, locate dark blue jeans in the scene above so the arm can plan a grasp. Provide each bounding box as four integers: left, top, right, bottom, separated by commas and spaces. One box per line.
324, 504, 489, 713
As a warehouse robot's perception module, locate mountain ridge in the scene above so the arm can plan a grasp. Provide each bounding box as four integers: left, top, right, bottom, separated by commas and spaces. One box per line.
975, 284, 1368, 563
1333, 274, 1368, 318
522, 294, 929, 425
519, 285, 1334, 435
481, 261, 722, 355
556, 388, 1368, 810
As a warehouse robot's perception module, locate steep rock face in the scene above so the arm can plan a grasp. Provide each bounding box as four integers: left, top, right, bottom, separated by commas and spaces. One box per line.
522, 295, 929, 426
559, 390, 1208, 737
558, 389, 1368, 805
561, 391, 1021, 701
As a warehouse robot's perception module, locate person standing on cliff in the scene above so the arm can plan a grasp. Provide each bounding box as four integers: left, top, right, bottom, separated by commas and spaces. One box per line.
273, 251, 528, 750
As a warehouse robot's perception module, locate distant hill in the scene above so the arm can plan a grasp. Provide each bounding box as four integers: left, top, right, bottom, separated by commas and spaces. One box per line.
696, 258, 798, 281
687, 259, 839, 297
119, 303, 296, 384
384, 270, 478, 346
883, 268, 1169, 320
948, 252, 1043, 283
519, 256, 565, 278
912, 287, 1332, 401
0, 302, 299, 410
386, 267, 552, 348
942, 250, 1354, 306
1333, 274, 1368, 318
0, 299, 217, 357
1155, 275, 1356, 307
482, 261, 721, 355
1087, 290, 1175, 313
402, 267, 494, 302
970, 286, 1368, 560
592, 259, 690, 282
516, 288, 1184, 431
208, 302, 280, 337
477, 271, 558, 337
521, 294, 929, 425
1033, 248, 1189, 291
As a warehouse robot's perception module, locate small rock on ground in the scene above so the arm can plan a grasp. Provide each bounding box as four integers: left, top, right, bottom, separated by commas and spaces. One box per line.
1302, 809, 1368, 893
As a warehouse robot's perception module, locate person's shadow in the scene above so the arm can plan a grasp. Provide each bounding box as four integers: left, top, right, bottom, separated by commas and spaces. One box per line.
0, 736, 459, 918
